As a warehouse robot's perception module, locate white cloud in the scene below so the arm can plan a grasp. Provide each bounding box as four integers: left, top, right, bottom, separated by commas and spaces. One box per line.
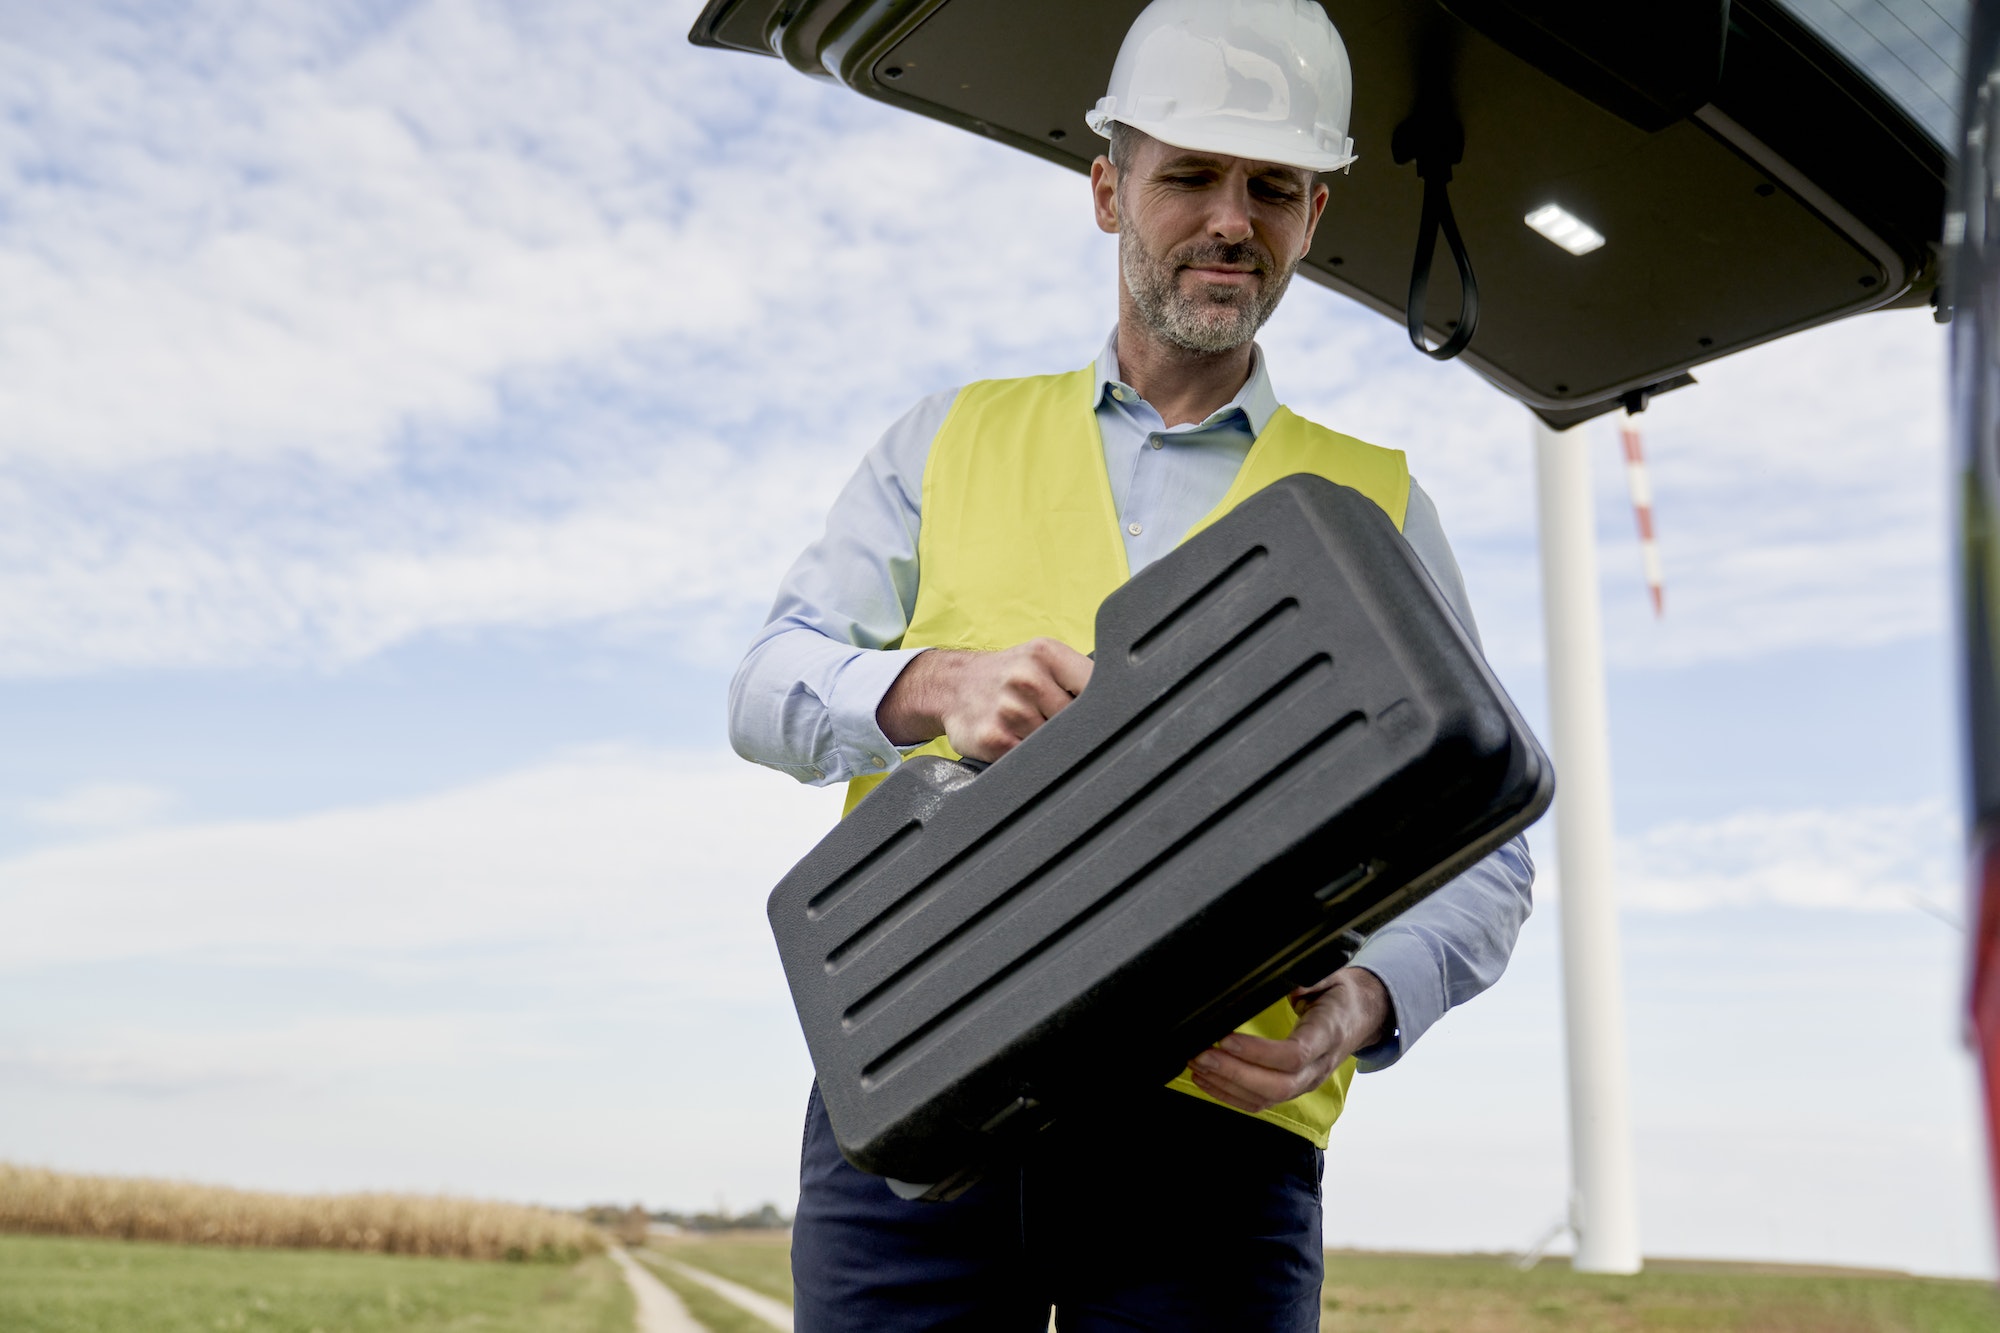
24, 782, 174, 831
0, 430, 854, 673
0, 746, 844, 981
1587, 311, 1949, 668
1326, 915, 1992, 1276
0, 745, 845, 1208
0, 1016, 497, 1096
1266, 301, 1951, 672
0, 0, 1954, 680
0, 0, 1109, 675
0, 0, 1106, 472
0, 750, 1953, 998
1, 1, 751, 470
1616, 799, 1960, 915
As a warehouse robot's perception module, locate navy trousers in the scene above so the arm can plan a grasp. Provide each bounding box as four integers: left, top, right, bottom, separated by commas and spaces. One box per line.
792, 1084, 1325, 1332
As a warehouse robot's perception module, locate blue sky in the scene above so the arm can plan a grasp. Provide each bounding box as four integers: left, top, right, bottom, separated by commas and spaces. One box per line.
0, 0, 1986, 1276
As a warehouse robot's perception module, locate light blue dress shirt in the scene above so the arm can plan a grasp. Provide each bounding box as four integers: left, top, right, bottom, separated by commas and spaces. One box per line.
728, 330, 1534, 1071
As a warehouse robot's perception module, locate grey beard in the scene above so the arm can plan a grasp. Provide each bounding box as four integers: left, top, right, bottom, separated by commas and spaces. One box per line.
1121, 236, 1297, 353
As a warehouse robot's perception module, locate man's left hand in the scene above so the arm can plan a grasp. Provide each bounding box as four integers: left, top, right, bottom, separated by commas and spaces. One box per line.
1185, 967, 1393, 1113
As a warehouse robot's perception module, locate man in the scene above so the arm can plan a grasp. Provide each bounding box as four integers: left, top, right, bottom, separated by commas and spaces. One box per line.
728, 1, 1533, 1327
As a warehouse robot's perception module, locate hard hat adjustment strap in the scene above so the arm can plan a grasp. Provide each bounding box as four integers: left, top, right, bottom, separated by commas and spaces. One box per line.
1392, 114, 1480, 363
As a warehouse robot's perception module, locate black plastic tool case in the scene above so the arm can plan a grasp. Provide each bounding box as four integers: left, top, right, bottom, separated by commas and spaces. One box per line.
769, 475, 1552, 1190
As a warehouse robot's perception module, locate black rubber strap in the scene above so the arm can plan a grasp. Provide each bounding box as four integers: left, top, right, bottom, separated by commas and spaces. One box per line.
1406, 165, 1479, 362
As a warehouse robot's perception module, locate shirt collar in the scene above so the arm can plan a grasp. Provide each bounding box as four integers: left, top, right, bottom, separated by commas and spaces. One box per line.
1091, 326, 1279, 437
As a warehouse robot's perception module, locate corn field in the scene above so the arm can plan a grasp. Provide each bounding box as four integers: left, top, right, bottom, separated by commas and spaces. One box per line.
0, 1163, 602, 1262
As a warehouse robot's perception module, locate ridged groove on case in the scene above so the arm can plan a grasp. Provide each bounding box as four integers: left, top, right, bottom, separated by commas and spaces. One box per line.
839, 648, 1346, 1032
821, 597, 1303, 973
853, 677, 1364, 1091
1127, 545, 1268, 666
806, 820, 922, 921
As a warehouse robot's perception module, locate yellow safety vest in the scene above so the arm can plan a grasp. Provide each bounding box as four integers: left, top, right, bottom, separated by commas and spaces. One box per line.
841, 366, 1409, 1147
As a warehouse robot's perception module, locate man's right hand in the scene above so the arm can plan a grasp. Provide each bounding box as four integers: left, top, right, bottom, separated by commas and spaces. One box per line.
876, 639, 1094, 762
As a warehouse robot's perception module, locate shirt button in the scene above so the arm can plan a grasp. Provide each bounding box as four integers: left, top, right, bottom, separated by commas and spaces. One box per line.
871, 755, 887, 769
1112, 386, 1131, 402
1127, 521, 1143, 536
1150, 436, 1164, 450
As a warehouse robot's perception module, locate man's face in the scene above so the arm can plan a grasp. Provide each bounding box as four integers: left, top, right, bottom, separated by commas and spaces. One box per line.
1093, 131, 1330, 353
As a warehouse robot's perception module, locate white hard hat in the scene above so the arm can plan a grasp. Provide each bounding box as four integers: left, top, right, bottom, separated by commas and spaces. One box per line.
1086, 0, 1357, 173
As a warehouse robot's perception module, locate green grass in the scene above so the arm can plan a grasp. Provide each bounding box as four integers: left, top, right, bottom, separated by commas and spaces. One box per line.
25, 1229, 1990, 1333
0, 1233, 634, 1333
648, 1238, 1999, 1333
644, 1235, 792, 1306
1317, 1252, 2000, 1333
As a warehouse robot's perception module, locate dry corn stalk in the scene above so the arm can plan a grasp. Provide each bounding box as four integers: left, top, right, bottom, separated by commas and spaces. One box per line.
0, 1163, 601, 1262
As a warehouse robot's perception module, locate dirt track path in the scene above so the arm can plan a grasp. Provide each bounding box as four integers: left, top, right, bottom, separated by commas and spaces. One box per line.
608, 1245, 706, 1333
657, 1258, 795, 1330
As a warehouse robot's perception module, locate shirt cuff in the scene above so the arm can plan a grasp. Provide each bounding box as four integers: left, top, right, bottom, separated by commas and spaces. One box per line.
825, 646, 931, 781
1346, 930, 1446, 1072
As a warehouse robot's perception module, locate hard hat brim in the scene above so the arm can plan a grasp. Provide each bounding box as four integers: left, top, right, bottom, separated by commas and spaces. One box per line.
1085, 109, 1356, 175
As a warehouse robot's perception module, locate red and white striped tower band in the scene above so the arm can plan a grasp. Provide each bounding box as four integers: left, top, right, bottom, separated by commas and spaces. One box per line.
1618, 411, 1664, 617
